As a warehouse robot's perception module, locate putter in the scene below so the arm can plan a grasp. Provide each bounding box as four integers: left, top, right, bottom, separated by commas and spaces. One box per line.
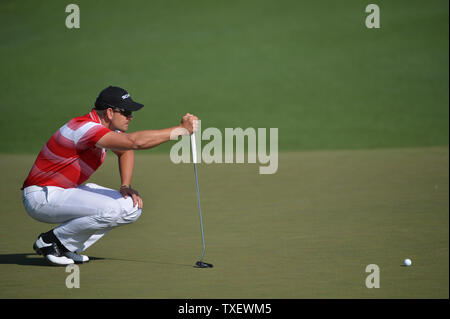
191, 133, 213, 268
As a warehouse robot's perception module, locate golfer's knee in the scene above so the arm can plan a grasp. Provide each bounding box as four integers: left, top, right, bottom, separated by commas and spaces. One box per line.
121, 208, 142, 224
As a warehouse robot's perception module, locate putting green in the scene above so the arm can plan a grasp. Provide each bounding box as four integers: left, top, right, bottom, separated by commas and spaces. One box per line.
0, 146, 448, 298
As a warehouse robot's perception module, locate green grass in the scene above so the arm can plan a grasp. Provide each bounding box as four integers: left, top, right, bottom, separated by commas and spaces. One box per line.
0, 0, 448, 153
1, 147, 448, 298
0, 0, 448, 299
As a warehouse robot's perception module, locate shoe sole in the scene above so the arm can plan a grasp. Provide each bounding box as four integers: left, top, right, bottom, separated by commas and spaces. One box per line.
70, 259, 89, 265
63, 252, 90, 264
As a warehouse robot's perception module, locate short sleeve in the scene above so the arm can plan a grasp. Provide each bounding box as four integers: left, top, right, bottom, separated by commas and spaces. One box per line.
77, 124, 111, 150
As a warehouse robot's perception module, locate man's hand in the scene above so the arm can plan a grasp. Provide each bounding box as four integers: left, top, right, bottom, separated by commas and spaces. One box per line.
119, 185, 143, 209
180, 113, 199, 135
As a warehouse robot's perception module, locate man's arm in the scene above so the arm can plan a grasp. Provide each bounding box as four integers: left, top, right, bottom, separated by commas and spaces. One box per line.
115, 149, 134, 187
113, 149, 143, 209
96, 113, 197, 151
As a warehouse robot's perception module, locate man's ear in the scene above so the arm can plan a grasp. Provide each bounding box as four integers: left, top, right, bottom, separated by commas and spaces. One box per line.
106, 108, 114, 120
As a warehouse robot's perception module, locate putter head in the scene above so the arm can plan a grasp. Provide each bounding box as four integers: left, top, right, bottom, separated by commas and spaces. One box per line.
195, 261, 213, 268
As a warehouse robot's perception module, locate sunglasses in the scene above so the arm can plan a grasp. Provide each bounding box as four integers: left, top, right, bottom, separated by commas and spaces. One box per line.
113, 108, 133, 117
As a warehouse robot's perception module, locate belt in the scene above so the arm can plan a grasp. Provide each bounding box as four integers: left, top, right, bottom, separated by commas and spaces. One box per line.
23, 185, 45, 195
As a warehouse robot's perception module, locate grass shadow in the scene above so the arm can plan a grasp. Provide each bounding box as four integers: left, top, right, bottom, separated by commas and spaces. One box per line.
103, 256, 194, 268
0, 253, 195, 268
0, 253, 51, 266
0, 253, 106, 267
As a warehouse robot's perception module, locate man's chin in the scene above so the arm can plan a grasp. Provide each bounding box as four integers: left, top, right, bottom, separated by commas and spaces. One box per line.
112, 124, 128, 132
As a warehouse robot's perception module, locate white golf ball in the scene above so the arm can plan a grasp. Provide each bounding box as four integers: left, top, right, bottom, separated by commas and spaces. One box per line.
404, 258, 412, 266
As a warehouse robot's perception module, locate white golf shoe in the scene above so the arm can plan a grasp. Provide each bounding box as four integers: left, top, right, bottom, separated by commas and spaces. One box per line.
63, 251, 89, 264
33, 236, 74, 266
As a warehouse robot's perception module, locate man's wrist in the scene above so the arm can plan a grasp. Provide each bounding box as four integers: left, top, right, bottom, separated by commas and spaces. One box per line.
121, 184, 131, 189
170, 126, 189, 140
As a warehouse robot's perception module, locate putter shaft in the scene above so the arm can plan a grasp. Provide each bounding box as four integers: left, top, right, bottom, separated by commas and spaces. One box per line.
193, 162, 205, 262
191, 133, 206, 262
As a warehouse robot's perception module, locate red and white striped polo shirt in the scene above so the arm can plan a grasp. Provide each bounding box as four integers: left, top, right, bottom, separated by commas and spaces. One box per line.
22, 109, 112, 189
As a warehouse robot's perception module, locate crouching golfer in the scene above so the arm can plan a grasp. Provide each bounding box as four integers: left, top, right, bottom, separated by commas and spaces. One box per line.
21, 86, 198, 265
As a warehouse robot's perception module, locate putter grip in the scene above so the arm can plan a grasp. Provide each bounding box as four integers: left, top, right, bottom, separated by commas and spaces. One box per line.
191, 133, 198, 164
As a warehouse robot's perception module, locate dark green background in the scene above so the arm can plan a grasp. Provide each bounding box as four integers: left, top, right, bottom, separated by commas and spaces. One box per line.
0, 0, 448, 153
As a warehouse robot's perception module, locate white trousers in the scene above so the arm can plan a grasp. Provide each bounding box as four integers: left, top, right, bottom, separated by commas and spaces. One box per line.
22, 183, 142, 253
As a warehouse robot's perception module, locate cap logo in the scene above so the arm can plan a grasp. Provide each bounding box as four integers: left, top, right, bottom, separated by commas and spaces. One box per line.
122, 94, 130, 100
